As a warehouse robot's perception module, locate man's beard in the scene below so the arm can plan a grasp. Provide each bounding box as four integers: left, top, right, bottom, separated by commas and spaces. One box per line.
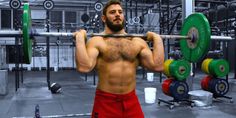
105, 18, 125, 32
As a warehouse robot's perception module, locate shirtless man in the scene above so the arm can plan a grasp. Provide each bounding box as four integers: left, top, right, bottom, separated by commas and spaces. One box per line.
74, 0, 164, 118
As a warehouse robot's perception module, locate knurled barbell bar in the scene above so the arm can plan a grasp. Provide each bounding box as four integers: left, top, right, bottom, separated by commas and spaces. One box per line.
0, 3, 233, 64
0, 30, 191, 38
0, 30, 233, 40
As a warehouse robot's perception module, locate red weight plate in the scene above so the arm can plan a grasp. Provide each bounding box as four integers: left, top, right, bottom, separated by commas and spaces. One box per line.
162, 78, 174, 96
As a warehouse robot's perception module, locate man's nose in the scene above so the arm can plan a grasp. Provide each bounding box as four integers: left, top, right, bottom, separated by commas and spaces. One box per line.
115, 11, 121, 17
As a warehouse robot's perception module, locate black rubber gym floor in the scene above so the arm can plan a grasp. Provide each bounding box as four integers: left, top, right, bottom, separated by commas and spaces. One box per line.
0, 70, 236, 118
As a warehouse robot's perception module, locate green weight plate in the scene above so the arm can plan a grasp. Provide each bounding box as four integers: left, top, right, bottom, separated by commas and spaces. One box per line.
209, 59, 230, 77
180, 13, 211, 62
23, 3, 32, 64
169, 60, 191, 81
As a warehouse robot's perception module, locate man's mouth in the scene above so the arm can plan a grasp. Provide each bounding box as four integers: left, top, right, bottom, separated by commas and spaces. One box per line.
114, 19, 121, 22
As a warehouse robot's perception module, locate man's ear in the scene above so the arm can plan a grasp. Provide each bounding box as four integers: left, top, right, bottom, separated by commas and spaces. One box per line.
101, 15, 106, 23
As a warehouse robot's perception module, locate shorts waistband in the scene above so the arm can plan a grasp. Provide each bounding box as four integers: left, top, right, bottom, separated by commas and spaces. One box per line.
95, 89, 136, 100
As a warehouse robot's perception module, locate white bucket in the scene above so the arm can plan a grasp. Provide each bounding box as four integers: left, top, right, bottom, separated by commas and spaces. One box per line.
144, 87, 157, 104
54, 66, 58, 72
27, 66, 31, 71
38, 66, 41, 71
9, 67, 12, 71
147, 73, 154, 82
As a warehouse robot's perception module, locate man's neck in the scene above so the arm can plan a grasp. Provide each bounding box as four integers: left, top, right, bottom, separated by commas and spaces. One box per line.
103, 26, 126, 34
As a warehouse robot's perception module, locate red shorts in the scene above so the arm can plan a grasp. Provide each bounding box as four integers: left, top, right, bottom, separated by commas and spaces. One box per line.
91, 89, 144, 118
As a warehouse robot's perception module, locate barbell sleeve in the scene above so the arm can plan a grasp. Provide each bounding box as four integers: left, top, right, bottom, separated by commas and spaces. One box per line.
32, 31, 74, 37
160, 35, 190, 39
0, 30, 22, 37
210, 36, 233, 41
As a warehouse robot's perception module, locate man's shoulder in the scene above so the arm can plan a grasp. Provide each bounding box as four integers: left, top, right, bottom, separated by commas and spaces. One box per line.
131, 37, 147, 43
87, 36, 105, 47
90, 36, 104, 41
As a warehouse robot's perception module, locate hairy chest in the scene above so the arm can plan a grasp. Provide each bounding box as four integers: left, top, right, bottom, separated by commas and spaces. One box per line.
100, 38, 140, 62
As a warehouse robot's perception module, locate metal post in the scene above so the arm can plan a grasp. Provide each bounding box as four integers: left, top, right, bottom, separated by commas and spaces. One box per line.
225, 2, 229, 80
182, 0, 194, 91
159, 0, 163, 83
130, 0, 132, 32
234, 17, 236, 79
167, 0, 170, 57
13, 9, 20, 91
85, 73, 87, 81
182, 0, 194, 21
135, 0, 138, 33
57, 29, 60, 71
46, 11, 51, 90
125, 0, 128, 32
93, 70, 96, 85
20, 64, 23, 83
235, 37, 236, 79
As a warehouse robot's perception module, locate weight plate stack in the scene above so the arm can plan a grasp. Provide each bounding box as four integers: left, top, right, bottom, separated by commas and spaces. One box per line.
201, 76, 229, 97
162, 79, 189, 101
169, 59, 191, 81
208, 59, 230, 77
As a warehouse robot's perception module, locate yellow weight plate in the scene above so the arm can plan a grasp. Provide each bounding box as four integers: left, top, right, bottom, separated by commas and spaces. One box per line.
164, 59, 174, 77
201, 58, 213, 74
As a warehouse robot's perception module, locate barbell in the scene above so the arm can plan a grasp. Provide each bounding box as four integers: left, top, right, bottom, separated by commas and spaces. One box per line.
0, 3, 233, 64
12, 104, 91, 118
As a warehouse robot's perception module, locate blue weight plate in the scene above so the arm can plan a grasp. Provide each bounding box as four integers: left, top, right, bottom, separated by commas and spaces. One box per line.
209, 78, 229, 97
169, 80, 189, 101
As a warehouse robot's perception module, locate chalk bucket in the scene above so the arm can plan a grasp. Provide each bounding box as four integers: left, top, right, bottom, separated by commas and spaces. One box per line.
147, 73, 154, 82
144, 87, 157, 104
54, 66, 58, 72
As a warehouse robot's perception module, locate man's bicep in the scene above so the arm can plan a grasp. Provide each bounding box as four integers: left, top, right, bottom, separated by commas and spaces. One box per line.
86, 39, 100, 68
87, 47, 99, 67
139, 46, 154, 69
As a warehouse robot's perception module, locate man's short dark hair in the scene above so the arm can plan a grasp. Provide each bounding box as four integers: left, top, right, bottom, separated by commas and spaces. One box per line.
102, 0, 122, 16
